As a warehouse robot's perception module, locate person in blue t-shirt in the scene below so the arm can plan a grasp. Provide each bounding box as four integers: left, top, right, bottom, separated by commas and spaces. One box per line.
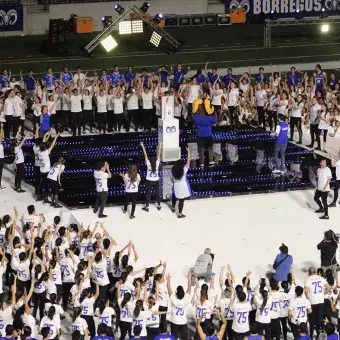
271, 114, 289, 174
22, 326, 37, 340
192, 69, 206, 85
273, 243, 293, 282
314, 64, 327, 93
124, 65, 136, 87
0, 69, 11, 87
98, 69, 111, 84
222, 68, 236, 87
324, 318, 338, 340
328, 72, 337, 90
0, 324, 17, 340
154, 322, 175, 340
43, 67, 57, 92
286, 67, 301, 87
139, 69, 150, 86
129, 325, 142, 340
110, 65, 124, 86
204, 62, 219, 84
197, 312, 226, 340
157, 65, 170, 86
171, 63, 188, 88
60, 66, 73, 85
255, 67, 269, 83
297, 322, 310, 340
24, 70, 36, 96
92, 323, 114, 340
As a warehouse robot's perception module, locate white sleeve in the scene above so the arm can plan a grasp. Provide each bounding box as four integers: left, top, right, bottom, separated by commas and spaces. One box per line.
275, 125, 281, 135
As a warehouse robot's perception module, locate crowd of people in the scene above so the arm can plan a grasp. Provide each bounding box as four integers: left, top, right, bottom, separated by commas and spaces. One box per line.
0, 204, 339, 340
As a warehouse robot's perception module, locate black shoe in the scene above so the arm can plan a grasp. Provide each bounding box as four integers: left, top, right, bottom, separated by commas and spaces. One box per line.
14, 187, 18, 191
157, 205, 161, 211
315, 209, 324, 213
50, 201, 55, 206
315, 147, 321, 151
122, 208, 127, 214
54, 203, 62, 208
130, 215, 135, 219
329, 203, 337, 207
288, 138, 293, 142
178, 214, 186, 219
297, 140, 302, 144
306, 144, 313, 148
319, 215, 329, 220
98, 214, 107, 218
93, 208, 98, 214
171, 207, 175, 213
36, 196, 43, 201
142, 207, 149, 212
17, 188, 26, 193
43, 198, 49, 204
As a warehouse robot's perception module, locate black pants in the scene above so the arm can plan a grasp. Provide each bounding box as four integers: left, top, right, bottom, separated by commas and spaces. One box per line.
257, 106, 265, 127
113, 113, 124, 131
145, 180, 160, 207
61, 110, 70, 131
143, 109, 153, 131
49, 179, 59, 195
333, 180, 340, 204
290, 322, 300, 340
81, 315, 95, 337
147, 327, 159, 340
119, 321, 132, 340
0, 159, 4, 187
50, 114, 59, 133
126, 109, 139, 132
158, 306, 167, 323
257, 322, 271, 340
97, 112, 107, 133
314, 189, 329, 216
94, 191, 108, 215
290, 117, 302, 141
32, 291, 46, 321
15, 163, 25, 189
310, 124, 320, 147
39, 172, 49, 198
33, 115, 40, 135
34, 165, 40, 195
271, 318, 281, 340
82, 109, 92, 131
233, 331, 249, 340
71, 111, 82, 136
62, 282, 73, 310
124, 192, 138, 216
268, 111, 277, 131
309, 303, 322, 337
107, 111, 113, 131
229, 106, 237, 125
13, 116, 21, 136
221, 319, 233, 340
172, 195, 184, 214
4, 115, 14, 139
170, 323, 188, 340
318, 129, 328, 144
17, 279, 31, 294
99, 284, 108, 301
280, 317, 288, 340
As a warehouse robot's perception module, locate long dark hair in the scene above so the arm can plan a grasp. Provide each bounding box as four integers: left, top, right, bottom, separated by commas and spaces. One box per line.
98, 298, 107, 315
149, 157, 157, 173
172, 160, 185, 180
121, 292, 131, 309
73, 307, 82, 322
260, 289, 268, 311
113, 251, 120, 267
47, 306, 56, 320
133, 300, 143, 319
200, 284, 208, 304
176, 285, 185, 300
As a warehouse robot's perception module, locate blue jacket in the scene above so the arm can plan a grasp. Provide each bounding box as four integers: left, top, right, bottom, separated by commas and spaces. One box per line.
192, 114, 216, 138
274, 252, 293, 281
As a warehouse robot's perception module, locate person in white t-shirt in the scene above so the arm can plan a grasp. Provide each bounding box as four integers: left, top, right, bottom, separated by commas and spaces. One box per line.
140, 86, 154, 131
0, 125, 5, 190
289, 95, 304, 144
329, 150, 340, 206
95, 299, 115, 334
70, 88, 83, 137
166, 271, 192, 340
93, 161, 112, 218
37, 131, 59, 202
12, 132, 28, 193
227, 81, 240, 125
140, 142, 162, 212
255, 83, 267, 128
92, 250, 110, 299
81, 89, 93, 133
126, 87, 139, 132
122, 165, 141, 219
47, 157, 65, 208
304, 267, 329, 337
113, 87, 125, 132
314, 159, 332, 220
210, 82, 223, 116
96, 89, 108, 134
71, 307, 89, 336
40, 306, 60, 339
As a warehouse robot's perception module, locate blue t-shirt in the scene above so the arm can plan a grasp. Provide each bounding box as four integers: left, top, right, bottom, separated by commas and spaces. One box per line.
194, 74, 206, 85
154, 334, 176, 340
248, 335, 262, 340
207, 72, 219, 84
61, 72, 73, 83
141, 75, 149, 86
255, 73, 269, 83
43, 74, 57, 90
24, 76, 36, 91
110, 72, 124, 86
40, 113, 51, 132
0, 75, 9, 86
98, 75, 111, 84
298, 336, 310, 340
222, 74, 236, 86
173, 69, 186, 87
192, 114, 217, 138
273, 252, 293, 282
327, 334, 339, 340
329, 78, 337, 90
276, 122, 289, 145
286, 73, 300, 87
158, 71, 169, 86
315, 72, 324, 90
93, 336, 114, 340
124, 72, 136, 86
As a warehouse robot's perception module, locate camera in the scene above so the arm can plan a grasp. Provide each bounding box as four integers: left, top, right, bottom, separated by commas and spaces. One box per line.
325, 230, 339, 244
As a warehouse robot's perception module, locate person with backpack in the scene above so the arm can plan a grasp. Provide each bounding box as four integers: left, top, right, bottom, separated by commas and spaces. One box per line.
273, 244, 293, 282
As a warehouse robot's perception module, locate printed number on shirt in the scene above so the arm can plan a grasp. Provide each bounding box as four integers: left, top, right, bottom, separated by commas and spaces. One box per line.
61, 265, 70, 277
282, 300, 290, 308
82, 306, 89, 314
175, 307, 184, 316
18, 269, 27, 279
271, 301, 279, 311
149, 170, 157, 178
225, 307, 234, 318
100, 316, 109, 325
52, 273, 57, 281
44, 324, 54, 335
96, 179, 102, 187
197, 307, 207, 317
121, 309, 129, 318
49, 166, 57, 175
297, 306, 306, 318
72, 325, 79, 331
127, 181, 136, 190
260, 308, 269, 316
237, 311, 247, 323
312, 281, 322, 294
135, 320, 143, 326
96, 270, 104, 279
247, 291, 254, 302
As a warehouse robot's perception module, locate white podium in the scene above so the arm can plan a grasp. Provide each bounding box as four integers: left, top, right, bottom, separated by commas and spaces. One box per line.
158, 96, 181, 162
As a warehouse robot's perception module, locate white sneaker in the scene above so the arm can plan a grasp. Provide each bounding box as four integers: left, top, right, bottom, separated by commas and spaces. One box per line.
272, 169, 281, 174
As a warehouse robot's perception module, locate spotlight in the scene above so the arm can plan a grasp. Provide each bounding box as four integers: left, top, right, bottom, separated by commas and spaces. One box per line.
101, 35, 118, 52
101, 16, 112, 28
320, 8, 328, 18
295, 9, 303, 19
150, 31, 162, 47
321, 24, 329, 32
140, 2, 150, 13
269, 10, 278, 20
114, 4, 125, 15
119, 21, 132, 35
153, 13, 164, 24
132, 20, 143, 33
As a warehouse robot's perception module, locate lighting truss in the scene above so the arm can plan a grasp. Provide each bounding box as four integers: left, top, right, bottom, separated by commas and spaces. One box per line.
85, 5, 181, 53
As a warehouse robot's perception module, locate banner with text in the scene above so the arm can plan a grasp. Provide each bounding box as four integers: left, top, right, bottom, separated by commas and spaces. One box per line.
225, 0, 340, 18
0, 4, 23, 32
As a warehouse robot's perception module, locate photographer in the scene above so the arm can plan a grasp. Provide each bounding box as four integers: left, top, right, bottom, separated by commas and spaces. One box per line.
317, 230, 338, 277
193, 248, 214, 283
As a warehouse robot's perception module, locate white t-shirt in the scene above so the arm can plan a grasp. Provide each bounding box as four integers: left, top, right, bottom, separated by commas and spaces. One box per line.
0, 143, 4, 159
81, 297, 95, 316
277, 99, 288, 115
51, 263, 62, 285
270, 291, 281, 319
0, 306, 13, 335
127, 94, 139, 110
71, 95, 82, 113
305, 275, 328, 304
211, 89, 223, 106
187, 85, 200, 104
336, 160, 340, 180
255, 90, 267, 107
289, 297, 311, 325
33, 144, 41, 167
124, 173, 141, 193
119, 298, 133, 323
40, 315, 60, 339
39, 149, 51, 173
219, 297, 234, 320
280, 286, 295, 318
291, 102, 304, 118
146, 159, 160, 181
5, 98, 15, 116
82, 95, 92, 110
95, 306, 115, 327
60, 257, 76, 283
142, 92, 153, 109
62, 94, 71, 111
14, 145, 24, 164
254, 296, 272, 323
97, 95, 107, 113
317, 167, 332, 191
132, 310, 152, 337
228, 88, 239, 107
113, 98, 124, 114
231, 302, 252, 333
47, 164, 65, 181
94, 170, 109, 192
93, 260, 110, 286
22, 312, 36, 338
11, 258, 30, 281
71, 316, 88, 334
170, 293, 190, 325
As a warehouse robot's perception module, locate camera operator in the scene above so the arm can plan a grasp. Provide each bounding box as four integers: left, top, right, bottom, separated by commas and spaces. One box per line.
317, 230, 338, 277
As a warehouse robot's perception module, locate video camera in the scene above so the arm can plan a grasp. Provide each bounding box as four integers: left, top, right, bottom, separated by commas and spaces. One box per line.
324, 230, 340, 245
